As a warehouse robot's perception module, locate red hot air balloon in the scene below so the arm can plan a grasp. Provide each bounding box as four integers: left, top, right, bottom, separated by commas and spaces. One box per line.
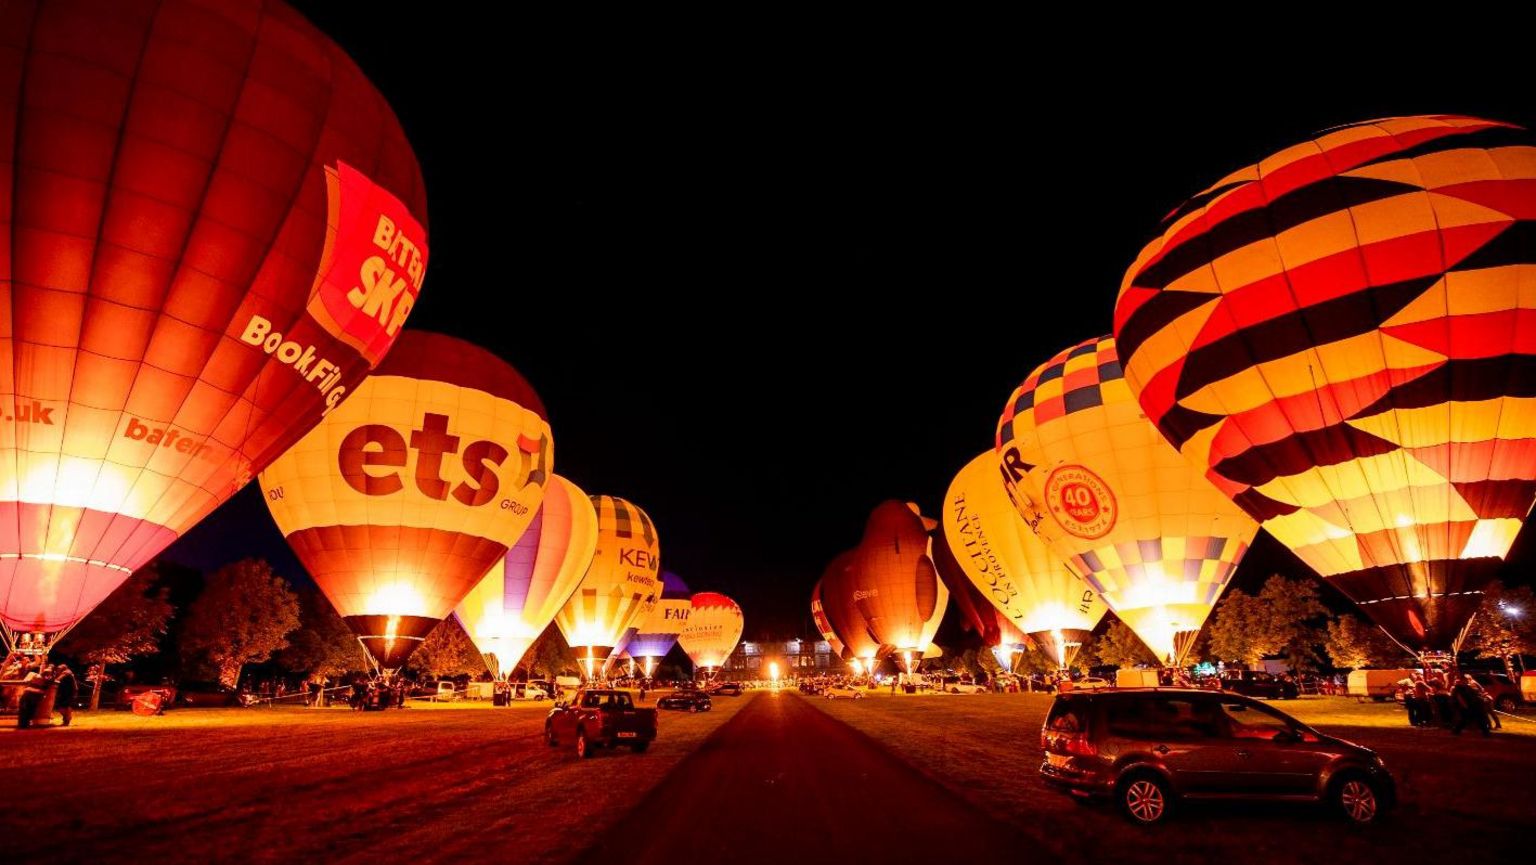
820, 550, 882, 671
849, 501, 946, 674
0, 0, 428, 652
932, 530, 1003, 649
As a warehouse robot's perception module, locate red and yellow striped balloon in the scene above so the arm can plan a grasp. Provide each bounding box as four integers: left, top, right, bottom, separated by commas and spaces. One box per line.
1116, 115, 1536, 651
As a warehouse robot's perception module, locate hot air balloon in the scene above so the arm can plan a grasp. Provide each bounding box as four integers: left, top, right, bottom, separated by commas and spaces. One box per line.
453, 475, 597, 678
819, 551, 885, 673
1115, 114, 1536, 654
0, 0, 428, 654
261, 332, 549, 670
997, 337, 1257, 666
941, 452, 1107, 669
809, 579, 846, 659
677, 591, 744, 677
848, 501, 948, 674
554, 495, 661, 679
933, 530, 1003, 649
625, 571, 691, 678
991, 618, 1032, 673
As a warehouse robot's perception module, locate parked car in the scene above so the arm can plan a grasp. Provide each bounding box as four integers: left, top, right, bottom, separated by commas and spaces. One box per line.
824, 684, 866, 700
798, 681, 824, 696
511, 681, 550, 701
434, 681, 460, 702
941, 678, 986, 695
1217, 670, 1299, 700
1469, 672, 1524, 711
657, 690, 713, 712
1066, 677, 1112, 691
709, 682, 745, 697
546, 689, 659, 757
175, 681, 242, 708
1039, 689, 1395, 825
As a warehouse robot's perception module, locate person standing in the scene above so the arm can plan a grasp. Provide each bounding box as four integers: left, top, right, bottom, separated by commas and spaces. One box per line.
16, 663, 46, 729
1464, 676, 1502, 730
1450, 673, 1491, 737
52, 663, 77, 727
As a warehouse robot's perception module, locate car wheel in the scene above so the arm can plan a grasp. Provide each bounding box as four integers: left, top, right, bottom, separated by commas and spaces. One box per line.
854, 692, 864, 700
545, 725, 558, 748
575, 730, 592, 759
631, 741, 650, 753
1332, 773, 1382, 824
689, 705, 699, 713
1118, 773, 1171, 825
1496, 695, 1517, 712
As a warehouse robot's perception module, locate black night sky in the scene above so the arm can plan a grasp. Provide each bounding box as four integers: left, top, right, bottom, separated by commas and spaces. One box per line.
163, 16, 1536, 636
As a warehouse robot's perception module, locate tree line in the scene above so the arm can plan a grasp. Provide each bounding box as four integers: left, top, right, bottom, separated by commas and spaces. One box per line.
52, 557, 585, 709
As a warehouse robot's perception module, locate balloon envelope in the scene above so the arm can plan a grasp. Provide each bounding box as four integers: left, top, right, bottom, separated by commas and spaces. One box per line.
554, 495, 661, 668
809, 579, 846, 659
1115, 115, 1536, 651
819, 550, 881, 663
626, 571, 691, 663
941, 451, 1106, 667
261, 332, 550, 668
678, 591, 744, 671
997, 337, 1256, 665
0, 0, 427, 646
848, 501, 946, 672
453, 475, 597, 677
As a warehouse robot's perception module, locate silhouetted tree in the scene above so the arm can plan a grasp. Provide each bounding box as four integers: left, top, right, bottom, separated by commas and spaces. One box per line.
179, 559, 300, 688
277, 589, 367, 680
1467, 582, 1536, 680
1323, 614, 1409, 670
1088, 619, 1157, 669
55, 564, 174, 710
409, 616, 483, 678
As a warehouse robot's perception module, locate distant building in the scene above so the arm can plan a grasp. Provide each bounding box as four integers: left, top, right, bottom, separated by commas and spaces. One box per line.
723, 637, 835, 677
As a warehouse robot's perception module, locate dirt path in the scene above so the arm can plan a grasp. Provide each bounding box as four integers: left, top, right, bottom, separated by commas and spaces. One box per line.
578, 691, 1049, 865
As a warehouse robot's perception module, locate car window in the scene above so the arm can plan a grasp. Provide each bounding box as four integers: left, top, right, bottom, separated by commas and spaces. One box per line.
582, 693, 601, 708
1046, 698, 1085, 734
612, 694, 633, 709
1218, 698, 1294, 739
1142, 697, 1223, 740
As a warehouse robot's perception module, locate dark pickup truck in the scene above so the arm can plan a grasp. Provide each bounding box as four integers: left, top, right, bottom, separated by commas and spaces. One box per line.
545, 689, 658, 758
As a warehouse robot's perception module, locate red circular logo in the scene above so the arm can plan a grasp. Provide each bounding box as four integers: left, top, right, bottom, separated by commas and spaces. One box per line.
1044, 465, 1117, 539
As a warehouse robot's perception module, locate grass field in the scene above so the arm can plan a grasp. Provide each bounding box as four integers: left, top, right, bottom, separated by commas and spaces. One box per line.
0, 691, 749, 865
811, 691, 1533, 865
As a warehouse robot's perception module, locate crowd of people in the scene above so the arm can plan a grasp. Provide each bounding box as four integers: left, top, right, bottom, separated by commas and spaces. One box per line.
1397, 670, 1501, 736
1, 656, 77, 728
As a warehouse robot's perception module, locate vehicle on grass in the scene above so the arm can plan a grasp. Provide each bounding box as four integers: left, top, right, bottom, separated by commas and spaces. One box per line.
657, 690, 713, 712
1468, 672, 1523, 711
1066, 677, 1111, 691
1347, 669, 1415, 702
510, 681, 550, 701
709, 682, 745, 697
174, 681, 243, 708
434, 681, 460, 702
798, 681, 823, 696
824, 684, 866, 700
940, 677, 986, 694
1040, 689, 1395, 826
1116, 669, 1161, 689
1217, 669, 1299, 700
545, 688, 658, 757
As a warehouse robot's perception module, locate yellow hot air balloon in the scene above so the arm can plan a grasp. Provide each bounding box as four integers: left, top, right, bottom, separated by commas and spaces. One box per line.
260, 332, 550, 670
1115, 115, 1536, 652
678, 592, 744, 675
554, 495, 661, 678
942, 451, 1107, 668
997, 336, 1257, 666
454, 475, 597, 678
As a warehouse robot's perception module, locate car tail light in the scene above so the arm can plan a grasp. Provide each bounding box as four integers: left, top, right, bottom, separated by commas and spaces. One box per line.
1064, 734, 1097, 757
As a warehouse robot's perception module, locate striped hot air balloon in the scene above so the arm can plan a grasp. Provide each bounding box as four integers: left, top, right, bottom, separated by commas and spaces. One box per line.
260, 332, 549, 669
0, 0, 427, 654
554, 495, 661, 679
809, 579, 846, 660
624, 571, 690, 678
997, 337, 1257, 666
677, 591, 743, 675
940, 451, 1106, 669
1115, 114, 1536, 653
453, 475, 597, 678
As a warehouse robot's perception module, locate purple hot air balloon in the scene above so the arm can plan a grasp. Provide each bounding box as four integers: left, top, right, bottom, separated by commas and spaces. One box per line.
623, 571, 692, 677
